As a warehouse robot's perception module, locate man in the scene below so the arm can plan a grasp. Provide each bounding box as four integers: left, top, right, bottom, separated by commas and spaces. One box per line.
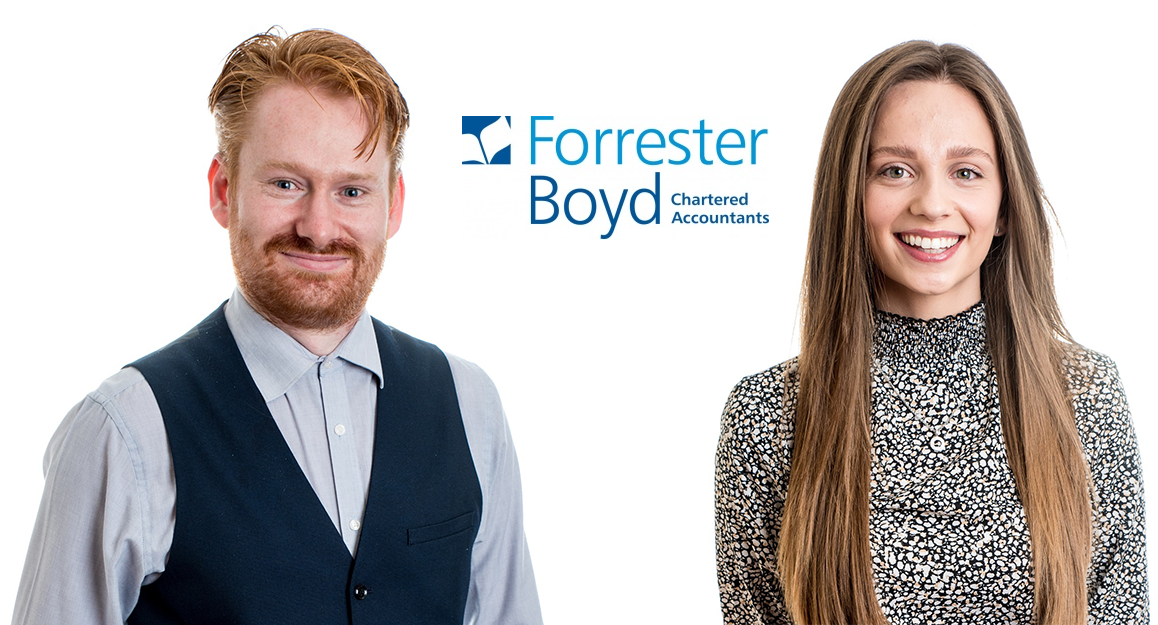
13, 29, 541, 625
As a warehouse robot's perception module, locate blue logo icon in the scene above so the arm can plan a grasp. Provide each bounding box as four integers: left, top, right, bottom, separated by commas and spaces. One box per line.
462, 116, 511, 165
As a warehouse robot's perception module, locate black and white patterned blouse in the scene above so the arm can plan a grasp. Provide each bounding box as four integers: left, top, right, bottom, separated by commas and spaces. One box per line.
715, 303, 1148, 624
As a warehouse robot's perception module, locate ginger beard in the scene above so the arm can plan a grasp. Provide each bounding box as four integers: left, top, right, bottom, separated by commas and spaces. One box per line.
229, 206, 387, 331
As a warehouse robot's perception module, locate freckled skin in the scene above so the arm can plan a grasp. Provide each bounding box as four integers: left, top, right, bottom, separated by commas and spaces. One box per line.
207, 83, 405, 353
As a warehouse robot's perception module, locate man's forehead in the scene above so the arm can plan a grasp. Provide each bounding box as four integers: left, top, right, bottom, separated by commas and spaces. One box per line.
238, 83, 391, 177
252, 83, 367, 131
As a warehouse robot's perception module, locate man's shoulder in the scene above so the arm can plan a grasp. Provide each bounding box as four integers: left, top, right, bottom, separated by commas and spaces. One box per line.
443, 351, 497, 388
365, 319, 505, 424
71, 305, 234, 454
45, 365, 166, 476
440, 349, 510, 458
90, 366, 152, 404
50, 310, 205, 467
132, 305, 231, 367
442, 351, 504, 419
368, 321, 496, 385
368, 319, 449, 361
77, 366, 162, 432
369, 320, 452, 359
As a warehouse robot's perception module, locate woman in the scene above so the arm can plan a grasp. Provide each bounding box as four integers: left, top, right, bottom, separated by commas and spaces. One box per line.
715, 41, 1147, 625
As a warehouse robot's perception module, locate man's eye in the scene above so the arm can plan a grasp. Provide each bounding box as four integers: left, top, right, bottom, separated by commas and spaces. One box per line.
274, 180, 295, 190
342, 188, 362, 198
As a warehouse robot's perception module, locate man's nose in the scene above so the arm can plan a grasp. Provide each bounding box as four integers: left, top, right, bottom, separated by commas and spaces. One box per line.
909, 176, 954, 220
295, 192, 340, 249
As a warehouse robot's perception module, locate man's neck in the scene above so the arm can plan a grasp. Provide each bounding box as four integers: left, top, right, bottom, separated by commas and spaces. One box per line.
245, 299, 361, 357
275, 319, 360, 357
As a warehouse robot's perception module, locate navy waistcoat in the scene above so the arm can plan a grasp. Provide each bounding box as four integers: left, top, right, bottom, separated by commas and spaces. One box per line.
126, 305, 482, 625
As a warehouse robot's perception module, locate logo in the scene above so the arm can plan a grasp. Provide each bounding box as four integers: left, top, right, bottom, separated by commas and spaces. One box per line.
462, 116, 511, 165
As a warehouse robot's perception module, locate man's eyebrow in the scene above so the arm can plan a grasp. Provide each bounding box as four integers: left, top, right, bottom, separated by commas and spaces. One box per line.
257, 160, 306, 174
257, 160, 385, 183
334, 171, 385, 183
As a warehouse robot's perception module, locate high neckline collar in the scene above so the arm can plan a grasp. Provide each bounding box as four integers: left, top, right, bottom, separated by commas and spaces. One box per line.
873, 301, 988, 363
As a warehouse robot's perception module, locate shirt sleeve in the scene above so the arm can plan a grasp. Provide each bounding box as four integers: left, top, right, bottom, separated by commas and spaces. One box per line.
715, 369, 794, 625
11, 369, 172, 625
1076, 355, 1149, 624
446, 355, 543, 625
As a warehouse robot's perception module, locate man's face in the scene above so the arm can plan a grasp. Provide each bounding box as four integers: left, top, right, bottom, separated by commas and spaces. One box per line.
209, 82, 403, 331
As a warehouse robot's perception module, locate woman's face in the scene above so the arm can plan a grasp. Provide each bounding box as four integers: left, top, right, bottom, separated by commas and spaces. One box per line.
864, 80, 1004, 319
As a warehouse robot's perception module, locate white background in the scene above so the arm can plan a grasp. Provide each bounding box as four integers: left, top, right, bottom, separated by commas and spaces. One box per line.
3, 2, 1155, 623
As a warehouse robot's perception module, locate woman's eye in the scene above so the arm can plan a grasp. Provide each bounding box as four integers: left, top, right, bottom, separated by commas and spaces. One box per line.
884, 166, 908, 179
956, 168, 981, 180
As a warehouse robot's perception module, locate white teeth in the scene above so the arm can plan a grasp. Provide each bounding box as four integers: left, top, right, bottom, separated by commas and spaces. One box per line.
899, 233, 960, 251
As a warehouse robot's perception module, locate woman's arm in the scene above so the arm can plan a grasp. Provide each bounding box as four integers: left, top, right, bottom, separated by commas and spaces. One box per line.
1069, 350, 1149, 623
715, 366, 797, 625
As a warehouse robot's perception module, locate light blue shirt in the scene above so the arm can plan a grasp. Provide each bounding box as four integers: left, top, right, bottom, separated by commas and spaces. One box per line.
13, 291, 542, 625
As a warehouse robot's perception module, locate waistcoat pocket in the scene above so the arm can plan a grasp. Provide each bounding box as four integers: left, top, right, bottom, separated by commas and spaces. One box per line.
407, 510, 479, 545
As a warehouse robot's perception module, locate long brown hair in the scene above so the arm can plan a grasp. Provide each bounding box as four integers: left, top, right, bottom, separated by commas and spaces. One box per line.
779, 41, 1091, 624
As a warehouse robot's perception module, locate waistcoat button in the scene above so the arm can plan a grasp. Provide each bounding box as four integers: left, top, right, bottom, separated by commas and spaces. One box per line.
353, 584, 369, 600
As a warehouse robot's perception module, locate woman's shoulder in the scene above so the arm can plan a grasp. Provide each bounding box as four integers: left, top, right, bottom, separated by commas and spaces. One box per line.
1060, 344, 1129, 423
723, 357, 802, 424
718, 358, 801, 481
1062, 343, 1123, 391
1059, 344, 1138, 468
717, 358, 802, 500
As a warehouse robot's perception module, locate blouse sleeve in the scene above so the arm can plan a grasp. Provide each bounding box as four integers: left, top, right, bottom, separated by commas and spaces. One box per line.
715, 365, 796, 625
1069, 350, 1149, 624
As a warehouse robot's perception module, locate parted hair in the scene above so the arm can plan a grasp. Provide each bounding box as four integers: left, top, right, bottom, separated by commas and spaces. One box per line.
207, 28, 410, 188
781, 40, 1091, 625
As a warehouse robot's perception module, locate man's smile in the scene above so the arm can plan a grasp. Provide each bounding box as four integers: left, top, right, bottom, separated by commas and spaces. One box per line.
280, 250, 350, 273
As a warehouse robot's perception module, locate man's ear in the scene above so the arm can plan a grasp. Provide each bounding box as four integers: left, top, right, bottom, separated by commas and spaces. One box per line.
209, 154, 230, 229
386, 173, 405, 240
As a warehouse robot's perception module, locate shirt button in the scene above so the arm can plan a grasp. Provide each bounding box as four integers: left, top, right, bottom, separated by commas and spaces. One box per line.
353, 584, 369, 600
350, 519, 361, 531
930, 436, 946, 453
324, 361, 333, 369
334, 424, 346, 436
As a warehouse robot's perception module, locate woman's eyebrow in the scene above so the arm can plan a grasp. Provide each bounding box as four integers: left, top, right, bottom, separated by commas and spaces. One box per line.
946, 145, 995, 163
868, 145, 995, 163
869, 145, 917, 159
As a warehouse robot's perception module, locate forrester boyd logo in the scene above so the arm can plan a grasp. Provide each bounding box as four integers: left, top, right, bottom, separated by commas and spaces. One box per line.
464, 115, 771, 238
462, 116, 511, 165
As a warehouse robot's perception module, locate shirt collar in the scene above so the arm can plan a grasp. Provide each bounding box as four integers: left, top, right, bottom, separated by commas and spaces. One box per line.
224, 289, 384, 403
